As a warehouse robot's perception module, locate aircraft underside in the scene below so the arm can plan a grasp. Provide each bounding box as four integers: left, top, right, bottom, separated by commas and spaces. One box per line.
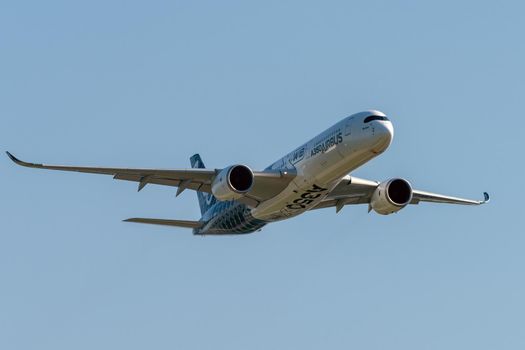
195, 202, 267, 235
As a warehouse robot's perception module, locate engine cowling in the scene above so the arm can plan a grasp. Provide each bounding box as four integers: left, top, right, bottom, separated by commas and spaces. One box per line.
370, 178, 413, 215
211, 165, 254, 201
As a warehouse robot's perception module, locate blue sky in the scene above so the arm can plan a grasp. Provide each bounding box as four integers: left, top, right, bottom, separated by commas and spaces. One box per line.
1, 1, 524, 349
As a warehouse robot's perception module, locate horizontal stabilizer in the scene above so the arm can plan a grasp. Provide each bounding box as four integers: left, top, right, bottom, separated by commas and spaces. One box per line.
123, 218, 203, 229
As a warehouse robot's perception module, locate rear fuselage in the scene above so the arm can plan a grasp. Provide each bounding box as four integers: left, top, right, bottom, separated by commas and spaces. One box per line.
194, 110, 393, 235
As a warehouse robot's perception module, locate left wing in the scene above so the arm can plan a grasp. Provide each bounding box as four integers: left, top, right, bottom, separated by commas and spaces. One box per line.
314, 175, 489, 212
6, 152, 294, 207
410, 189, 490, 205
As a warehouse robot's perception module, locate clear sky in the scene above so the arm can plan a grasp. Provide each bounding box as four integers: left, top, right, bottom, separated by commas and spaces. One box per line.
1, 1, 524, 349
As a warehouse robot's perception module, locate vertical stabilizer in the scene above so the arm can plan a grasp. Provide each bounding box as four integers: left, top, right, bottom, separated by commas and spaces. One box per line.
190, 154, 217, 215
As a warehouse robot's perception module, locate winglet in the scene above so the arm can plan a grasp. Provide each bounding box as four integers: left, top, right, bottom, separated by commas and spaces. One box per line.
6, 152, 43, 168
6, 151, 21, 164
483, 192, 490, 204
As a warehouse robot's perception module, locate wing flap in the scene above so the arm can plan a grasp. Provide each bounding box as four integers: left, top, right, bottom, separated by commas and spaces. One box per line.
113, 173, 211, 193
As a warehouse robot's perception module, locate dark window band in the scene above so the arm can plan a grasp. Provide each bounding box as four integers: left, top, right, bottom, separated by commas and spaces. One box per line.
364, 116, 389, 123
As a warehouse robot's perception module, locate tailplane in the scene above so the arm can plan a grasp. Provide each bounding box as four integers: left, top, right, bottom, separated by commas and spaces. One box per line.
124, 218, 203, 228
190, 154, 217, 215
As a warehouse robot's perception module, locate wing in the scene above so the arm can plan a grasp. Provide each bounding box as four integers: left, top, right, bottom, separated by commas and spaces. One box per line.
410, 189, 490, 205
313, 175, 489, 212
6, 152, 294, 207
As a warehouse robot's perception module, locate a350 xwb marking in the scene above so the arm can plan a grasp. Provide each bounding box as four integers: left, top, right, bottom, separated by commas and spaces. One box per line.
286, 184, 328, 210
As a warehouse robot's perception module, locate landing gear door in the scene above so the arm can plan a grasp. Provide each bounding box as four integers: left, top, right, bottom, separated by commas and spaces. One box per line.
344, 117, 353, 136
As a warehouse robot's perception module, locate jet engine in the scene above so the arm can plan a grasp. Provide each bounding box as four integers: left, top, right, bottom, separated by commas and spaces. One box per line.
370, 178, 413, 215
211, 165, 254, 201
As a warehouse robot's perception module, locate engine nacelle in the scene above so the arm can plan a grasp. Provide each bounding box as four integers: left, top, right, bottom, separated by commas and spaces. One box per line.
211, 165, 254, 201
370, 178, 413, 215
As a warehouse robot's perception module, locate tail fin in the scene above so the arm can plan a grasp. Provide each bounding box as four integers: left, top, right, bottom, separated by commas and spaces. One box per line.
190, 154, 217, 215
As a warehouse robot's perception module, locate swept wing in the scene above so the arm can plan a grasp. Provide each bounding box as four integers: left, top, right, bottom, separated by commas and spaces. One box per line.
314, 175, 489, 211
6, 152, 294, 207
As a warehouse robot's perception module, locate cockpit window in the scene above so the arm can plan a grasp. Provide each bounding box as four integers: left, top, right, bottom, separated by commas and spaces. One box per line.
364, 115, 389, 123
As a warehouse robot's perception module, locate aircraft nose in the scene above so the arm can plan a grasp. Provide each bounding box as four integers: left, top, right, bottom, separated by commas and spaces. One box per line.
371, 120, 394, 153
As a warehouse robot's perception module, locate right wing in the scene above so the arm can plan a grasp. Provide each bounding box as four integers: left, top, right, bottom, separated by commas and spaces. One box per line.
6, 152, 295, 207
6, 151, 216, 193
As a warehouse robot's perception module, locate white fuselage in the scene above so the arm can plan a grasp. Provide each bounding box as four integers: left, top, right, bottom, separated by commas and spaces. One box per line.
251, 110, 394, 222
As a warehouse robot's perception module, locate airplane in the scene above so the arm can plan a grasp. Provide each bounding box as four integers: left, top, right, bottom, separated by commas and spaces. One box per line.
6, 110, 489, 235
